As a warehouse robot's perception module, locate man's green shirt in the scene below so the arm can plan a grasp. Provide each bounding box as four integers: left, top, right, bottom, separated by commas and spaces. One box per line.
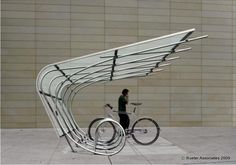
118, 95, 127, 113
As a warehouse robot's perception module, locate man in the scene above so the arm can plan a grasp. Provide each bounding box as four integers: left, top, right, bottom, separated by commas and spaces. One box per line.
118, 89, 130, 130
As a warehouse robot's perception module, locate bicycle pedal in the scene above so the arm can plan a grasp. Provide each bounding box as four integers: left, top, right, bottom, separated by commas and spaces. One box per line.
126, 135, 131, 138
125, 129, 132, 134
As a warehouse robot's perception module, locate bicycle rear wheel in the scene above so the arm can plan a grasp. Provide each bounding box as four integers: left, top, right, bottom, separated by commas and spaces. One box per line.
88, 118, 116, 143
131, 118, 160, 145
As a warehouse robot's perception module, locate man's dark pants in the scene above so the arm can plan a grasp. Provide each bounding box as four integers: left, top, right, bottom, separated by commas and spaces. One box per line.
118, 113, 130, 130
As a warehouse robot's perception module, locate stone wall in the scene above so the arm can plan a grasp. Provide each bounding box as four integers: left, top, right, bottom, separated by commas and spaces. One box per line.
1, 0, 236, 128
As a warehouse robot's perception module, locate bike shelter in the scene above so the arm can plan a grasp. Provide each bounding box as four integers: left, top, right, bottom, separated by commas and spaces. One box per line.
36, 29, 207, 156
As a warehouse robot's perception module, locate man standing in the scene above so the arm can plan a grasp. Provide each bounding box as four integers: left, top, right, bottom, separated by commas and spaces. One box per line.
118, 89, 130, 130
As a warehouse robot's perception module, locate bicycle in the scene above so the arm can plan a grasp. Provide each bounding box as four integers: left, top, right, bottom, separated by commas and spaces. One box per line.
88, 103, 160, 145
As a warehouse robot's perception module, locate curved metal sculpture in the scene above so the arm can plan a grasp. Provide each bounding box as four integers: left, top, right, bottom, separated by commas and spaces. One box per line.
36, 29, 207, 155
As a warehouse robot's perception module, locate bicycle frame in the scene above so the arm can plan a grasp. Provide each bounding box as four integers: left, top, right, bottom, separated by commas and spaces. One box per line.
90, 103, 161, 145
103, 103, 141, 132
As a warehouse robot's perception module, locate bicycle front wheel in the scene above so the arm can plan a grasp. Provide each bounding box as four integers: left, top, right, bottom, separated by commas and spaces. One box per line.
131, 118, 160, 145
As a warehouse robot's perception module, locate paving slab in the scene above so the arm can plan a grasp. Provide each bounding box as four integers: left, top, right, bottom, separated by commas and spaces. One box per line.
1, 127, 236, 164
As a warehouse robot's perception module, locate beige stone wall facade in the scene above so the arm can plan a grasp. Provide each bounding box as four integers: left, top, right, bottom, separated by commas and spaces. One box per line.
1, 0, 236, 128
233, 0, 236, 127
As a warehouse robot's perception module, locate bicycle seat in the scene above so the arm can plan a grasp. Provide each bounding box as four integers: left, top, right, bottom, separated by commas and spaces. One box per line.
130, 102, 142, 106
104, 104, 113, 109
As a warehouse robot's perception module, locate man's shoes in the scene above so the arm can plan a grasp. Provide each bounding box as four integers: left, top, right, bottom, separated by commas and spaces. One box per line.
125, 129, 131, 138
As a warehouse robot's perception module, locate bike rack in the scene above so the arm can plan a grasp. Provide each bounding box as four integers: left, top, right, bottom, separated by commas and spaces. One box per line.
36, 29, 207, 155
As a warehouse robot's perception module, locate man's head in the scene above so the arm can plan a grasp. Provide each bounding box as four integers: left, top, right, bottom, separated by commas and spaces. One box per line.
122, 89, 129, 96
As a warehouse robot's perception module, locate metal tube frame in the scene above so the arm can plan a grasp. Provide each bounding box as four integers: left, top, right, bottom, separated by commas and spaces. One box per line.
36, 29, 208, 156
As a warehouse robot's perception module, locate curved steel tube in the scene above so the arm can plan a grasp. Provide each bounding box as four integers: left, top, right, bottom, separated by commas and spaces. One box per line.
36, 29, 207, 155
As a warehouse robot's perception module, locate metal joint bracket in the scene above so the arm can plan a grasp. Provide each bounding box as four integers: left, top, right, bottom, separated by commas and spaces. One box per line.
110, 50, 118, 81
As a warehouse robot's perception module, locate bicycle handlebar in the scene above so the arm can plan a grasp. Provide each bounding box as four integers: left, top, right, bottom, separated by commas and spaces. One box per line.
104, 103, 135, 115
112, 110, 131, 115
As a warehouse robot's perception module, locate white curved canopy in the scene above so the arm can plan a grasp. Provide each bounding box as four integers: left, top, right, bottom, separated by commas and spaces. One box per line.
36, 28, 207, 138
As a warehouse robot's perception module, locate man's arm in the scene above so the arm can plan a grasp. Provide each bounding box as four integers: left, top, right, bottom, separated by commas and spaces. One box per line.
125, 96, 128, 104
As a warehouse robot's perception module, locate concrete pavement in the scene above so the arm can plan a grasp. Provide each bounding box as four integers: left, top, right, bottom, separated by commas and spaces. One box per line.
1, 127, 236, 164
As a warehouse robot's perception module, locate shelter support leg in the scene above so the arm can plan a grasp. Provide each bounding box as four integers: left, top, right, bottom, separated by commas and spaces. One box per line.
64, 134, 77, 153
